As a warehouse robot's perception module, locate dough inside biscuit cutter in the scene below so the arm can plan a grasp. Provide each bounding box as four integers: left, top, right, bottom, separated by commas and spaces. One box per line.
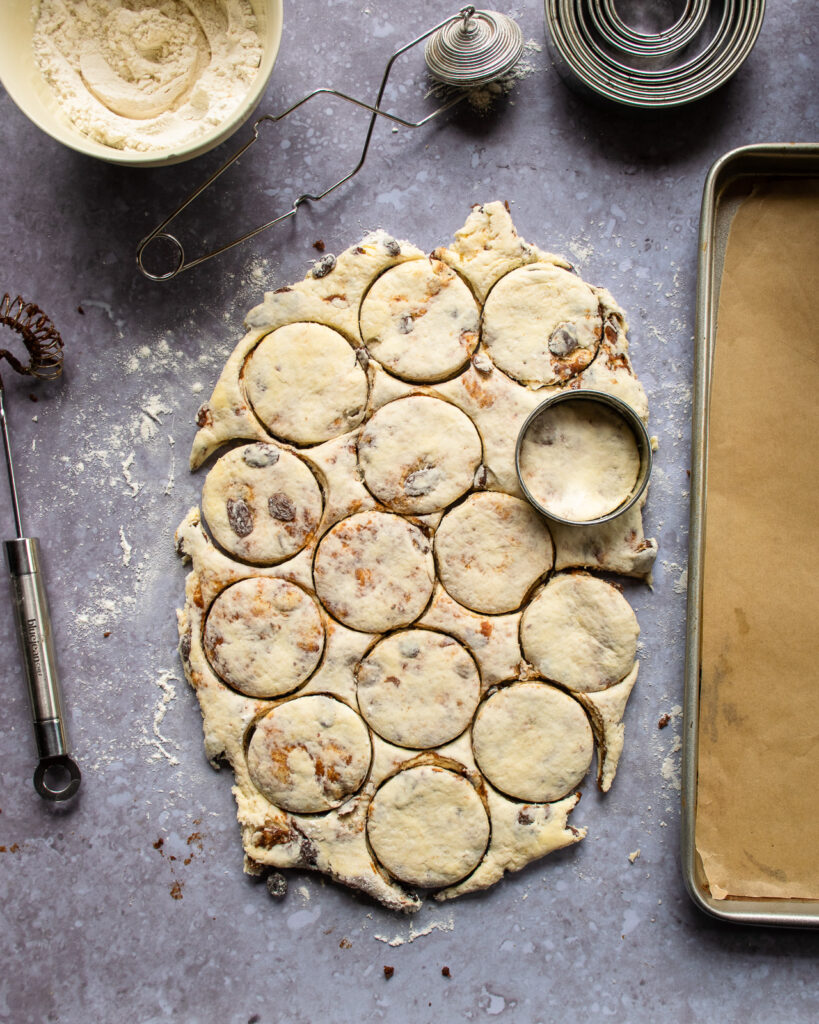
137, 6, 523, 281
515, 390, 652, 526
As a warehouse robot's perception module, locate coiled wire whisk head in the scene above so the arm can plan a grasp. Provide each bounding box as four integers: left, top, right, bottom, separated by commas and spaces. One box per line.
425, 6, 524, 87
0, 294, 64, 384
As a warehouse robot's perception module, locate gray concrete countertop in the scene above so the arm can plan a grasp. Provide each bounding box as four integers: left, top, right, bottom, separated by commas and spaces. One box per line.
1, 3, 817, 1022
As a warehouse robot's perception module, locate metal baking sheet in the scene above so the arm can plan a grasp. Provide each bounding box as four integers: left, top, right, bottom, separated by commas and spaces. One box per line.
682, 141, 819, 928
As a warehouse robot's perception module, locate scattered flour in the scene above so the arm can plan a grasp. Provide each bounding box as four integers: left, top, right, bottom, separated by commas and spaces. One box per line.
373, 913, 455, 946
32, 0, 264, 153
142, 670, 180, 765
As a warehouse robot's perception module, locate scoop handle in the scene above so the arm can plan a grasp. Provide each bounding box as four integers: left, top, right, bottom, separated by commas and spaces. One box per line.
4, 538, 81, 801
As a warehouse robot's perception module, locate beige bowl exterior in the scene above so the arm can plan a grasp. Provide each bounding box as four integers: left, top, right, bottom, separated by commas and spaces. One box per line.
0, 0, 283, 167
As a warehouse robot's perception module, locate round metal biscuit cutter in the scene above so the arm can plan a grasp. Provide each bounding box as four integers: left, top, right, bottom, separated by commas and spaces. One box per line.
137, 7, 523, 282
544, 0, 766, 108
515, 390, 653, 527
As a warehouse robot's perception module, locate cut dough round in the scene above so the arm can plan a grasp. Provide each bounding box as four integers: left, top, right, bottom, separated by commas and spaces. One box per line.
245, 322, 368, 444
247, 695, 371, 813
358, 396, 482, 514
434, 492, 554, 614
520, 573, 638, 692
356, 629, 480, 748
202, 443, 323, 564
472, 681, 593, 802
359, 258, 479, 381
482, 264, 602, 385
367, 764, 489, 887
313, 511, 435, 632
204, 577, 324, 699
518, 399, 640, 521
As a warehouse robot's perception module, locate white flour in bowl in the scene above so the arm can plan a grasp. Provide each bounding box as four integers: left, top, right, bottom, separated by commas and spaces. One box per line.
31, 0, 263, 153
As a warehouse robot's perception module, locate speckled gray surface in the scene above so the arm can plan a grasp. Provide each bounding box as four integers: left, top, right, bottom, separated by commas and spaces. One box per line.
1, 3, 817, 1022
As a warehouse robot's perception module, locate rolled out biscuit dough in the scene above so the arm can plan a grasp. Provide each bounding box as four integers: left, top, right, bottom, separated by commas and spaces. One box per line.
204, 577, 324, 698
359, 257, 479, 381
357, 395, 482, 514
201, 443, 322, 564
367, 764, 490, 887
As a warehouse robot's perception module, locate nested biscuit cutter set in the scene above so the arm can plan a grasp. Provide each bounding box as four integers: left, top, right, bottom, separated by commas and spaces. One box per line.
137, 6, 524, 281
544, 0, 766, 108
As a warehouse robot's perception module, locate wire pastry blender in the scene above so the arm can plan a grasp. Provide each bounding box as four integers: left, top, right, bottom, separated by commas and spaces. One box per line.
137, 6, 524, 281
0, 295, 80, 801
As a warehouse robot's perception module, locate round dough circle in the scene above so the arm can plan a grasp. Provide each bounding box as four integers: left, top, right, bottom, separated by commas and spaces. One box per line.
247, 695, 371, 813
367, 764, 489, 887
434, 492, 554, 614
482, 264, 602, 385
472, 682, 593, 802
356, 629, 480, 748
358, 396, 482, 514
202, 443, 323, 564
245, 322, 369, 444
520, 573, 639, 692
519, 400, 640, 521
204, 577, 324, 699
313, 511, 435, 633
360, 258, 479, 381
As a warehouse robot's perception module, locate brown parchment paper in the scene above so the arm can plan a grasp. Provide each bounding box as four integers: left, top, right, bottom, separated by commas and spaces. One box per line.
695, 179, 819, 900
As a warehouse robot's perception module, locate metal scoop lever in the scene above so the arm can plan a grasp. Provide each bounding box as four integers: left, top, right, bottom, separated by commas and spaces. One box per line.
1, 379, 80, 801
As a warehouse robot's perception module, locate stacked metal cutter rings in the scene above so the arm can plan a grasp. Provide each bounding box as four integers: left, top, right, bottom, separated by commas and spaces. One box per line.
544, 0, 766, 108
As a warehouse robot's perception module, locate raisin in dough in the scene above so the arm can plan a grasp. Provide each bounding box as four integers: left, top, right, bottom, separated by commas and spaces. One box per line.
434, 492, 554, 614
204, 577, 324, 699
202, 443, 322, 564
245, 322, 368, 445
313, 511, 435, 633
247, 695, 371, 813
518, 400, 640, 521
359, 257, 479, 382
520, 573, 638, 692
367, 764, 490, 887
357, 395, 482, 514
472, 681, 593, 802
356, 629, 480, 748
482, 264, 602, 385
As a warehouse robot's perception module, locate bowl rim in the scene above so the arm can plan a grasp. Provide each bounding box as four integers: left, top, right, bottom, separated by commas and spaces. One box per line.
0, 0, 284, 167
514, 389, 653, 527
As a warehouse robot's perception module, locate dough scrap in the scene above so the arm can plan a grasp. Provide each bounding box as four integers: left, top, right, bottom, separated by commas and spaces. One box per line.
520, 573, 639, 693
357, 395, 482, 514
359, 257, 479, 381
367, 763, 490, 887
472, 681, 594, 803
204, 577, 324, 699
313, 511, 435, 633
202, 443, 322, 565
434, 492, 554, 614
356, 629, 480, 748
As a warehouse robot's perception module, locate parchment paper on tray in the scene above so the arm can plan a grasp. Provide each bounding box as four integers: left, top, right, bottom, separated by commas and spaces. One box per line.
695, 180, 819, 900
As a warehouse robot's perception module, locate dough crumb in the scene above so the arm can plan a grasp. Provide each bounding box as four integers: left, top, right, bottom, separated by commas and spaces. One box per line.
628, 849, 641, 863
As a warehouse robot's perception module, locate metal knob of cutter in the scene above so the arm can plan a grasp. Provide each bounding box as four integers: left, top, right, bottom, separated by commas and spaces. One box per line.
1, 379, 80, 801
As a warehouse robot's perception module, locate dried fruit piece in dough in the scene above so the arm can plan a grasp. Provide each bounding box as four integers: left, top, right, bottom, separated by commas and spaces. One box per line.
357, 395, 482, 514
434, 492, 554, 614
482, 264, 602, 385
472, 681, 593, 802
356, 629, 480, 748
202, 443, 322, 564
367, 764, 489, 887
520, 573, 638, 692
313, 511, 435, 633
204, 577, 324, 699
245, 322, 368, 444
359, 258, 479, 381
247, 695, 371, 813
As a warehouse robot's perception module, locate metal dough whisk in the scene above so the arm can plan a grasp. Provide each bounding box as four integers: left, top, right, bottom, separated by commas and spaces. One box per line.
0, 295, 81, 801
137, 6, 523, 281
